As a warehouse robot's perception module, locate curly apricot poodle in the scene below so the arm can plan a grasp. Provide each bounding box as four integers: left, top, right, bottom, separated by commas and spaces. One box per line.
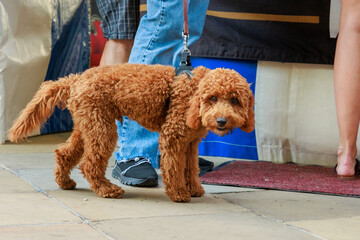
8, 64, 254, 202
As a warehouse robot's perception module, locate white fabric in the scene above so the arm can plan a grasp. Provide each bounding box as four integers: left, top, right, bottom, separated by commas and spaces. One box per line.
329, 0, 341, 38
254, 61, 352, 167
0, 0, 52, 143
0, 0, 83, 143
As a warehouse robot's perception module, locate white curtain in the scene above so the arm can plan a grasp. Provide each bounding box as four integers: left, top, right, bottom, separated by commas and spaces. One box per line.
254, 61, 348, 167
0, 0, 52, 143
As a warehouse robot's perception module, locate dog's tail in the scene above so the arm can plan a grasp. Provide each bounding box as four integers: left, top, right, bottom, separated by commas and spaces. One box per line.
7, 74, 78, 142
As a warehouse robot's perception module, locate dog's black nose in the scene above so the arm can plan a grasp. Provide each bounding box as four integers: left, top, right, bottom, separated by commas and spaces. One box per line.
216, 118, 227, 127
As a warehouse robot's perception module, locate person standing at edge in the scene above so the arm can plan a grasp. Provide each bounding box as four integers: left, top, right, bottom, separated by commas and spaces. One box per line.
334, 0, 360, 179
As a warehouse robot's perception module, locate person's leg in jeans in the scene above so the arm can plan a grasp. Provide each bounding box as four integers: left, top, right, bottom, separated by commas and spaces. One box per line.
112, 0, 210, 186
95, 0, 157, 186
334, 0, 360, 178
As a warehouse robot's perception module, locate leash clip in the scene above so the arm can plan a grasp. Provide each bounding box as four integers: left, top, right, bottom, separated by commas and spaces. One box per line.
176, 35, 194, 79
182, 32, 190, 55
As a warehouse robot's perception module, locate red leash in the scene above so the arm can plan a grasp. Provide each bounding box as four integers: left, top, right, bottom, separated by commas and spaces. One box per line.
183, 0, 189, 36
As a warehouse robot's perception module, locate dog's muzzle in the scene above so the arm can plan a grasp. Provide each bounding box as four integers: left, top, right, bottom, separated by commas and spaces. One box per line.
216, 118, 227, 130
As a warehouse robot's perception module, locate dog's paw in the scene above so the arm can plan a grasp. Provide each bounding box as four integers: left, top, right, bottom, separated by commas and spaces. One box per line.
58, 179, 77, 190
190, 184, 205, 197
98, 185, 125, 199
167, 188, 191, 203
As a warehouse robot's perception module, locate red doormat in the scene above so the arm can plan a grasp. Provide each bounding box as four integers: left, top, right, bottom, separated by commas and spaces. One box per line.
200, 161, 360, 197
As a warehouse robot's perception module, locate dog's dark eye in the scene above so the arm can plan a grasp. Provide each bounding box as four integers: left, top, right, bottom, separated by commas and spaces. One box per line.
210, 96, 218, 103
231, 97, 240, 105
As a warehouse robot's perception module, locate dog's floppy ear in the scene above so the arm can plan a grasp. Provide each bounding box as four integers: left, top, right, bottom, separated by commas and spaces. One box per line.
240, 92, 255, 133
185, 66, 210, 129
186, 91, 201, 129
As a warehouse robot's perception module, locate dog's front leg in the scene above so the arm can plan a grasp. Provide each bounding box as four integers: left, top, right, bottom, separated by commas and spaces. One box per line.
159, 134, 191, 203
185, 138, 205, 197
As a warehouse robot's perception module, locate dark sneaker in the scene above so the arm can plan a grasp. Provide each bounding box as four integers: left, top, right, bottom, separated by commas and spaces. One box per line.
199, 157, 214, 176
112, 157, 158, 187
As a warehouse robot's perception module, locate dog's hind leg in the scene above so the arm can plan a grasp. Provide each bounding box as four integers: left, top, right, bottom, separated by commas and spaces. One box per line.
185, 139, 205, 197
79, 118, 124, 198
54, 128, 84, 190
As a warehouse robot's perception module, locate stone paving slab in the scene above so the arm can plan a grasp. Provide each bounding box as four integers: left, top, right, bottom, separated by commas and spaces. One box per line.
216, 190, 360, 222
0, 152, 116, 170
202, 184, 259, 194
0, 170, 35, 193
0, 192, 81, 226
13, 167, 130, 192
15, 168, 87, 192
2, 154, 253, 195
288, 217, 360, 240
0, 153, 56, 169
94, 212, 319, 240
47, 189, 248, 221
0, 223, 108, 240
0, 134, 68, 154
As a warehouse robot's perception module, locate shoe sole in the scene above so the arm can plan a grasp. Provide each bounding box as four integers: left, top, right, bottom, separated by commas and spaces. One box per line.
112, 172, 158, 187
337, 174, 356, 180
335, 159, 360, 181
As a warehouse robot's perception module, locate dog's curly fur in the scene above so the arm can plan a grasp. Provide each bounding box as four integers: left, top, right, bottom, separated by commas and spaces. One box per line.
7, 64, 254, 202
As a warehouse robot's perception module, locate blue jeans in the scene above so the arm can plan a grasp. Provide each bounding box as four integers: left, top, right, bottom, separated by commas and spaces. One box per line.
115, 0, 210, 168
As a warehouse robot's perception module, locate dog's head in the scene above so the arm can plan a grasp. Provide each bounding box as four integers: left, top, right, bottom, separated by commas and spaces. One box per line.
186, 68, 255, 136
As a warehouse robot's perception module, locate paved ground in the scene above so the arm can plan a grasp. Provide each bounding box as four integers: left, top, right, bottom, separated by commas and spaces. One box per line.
1, 132, 360, 240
